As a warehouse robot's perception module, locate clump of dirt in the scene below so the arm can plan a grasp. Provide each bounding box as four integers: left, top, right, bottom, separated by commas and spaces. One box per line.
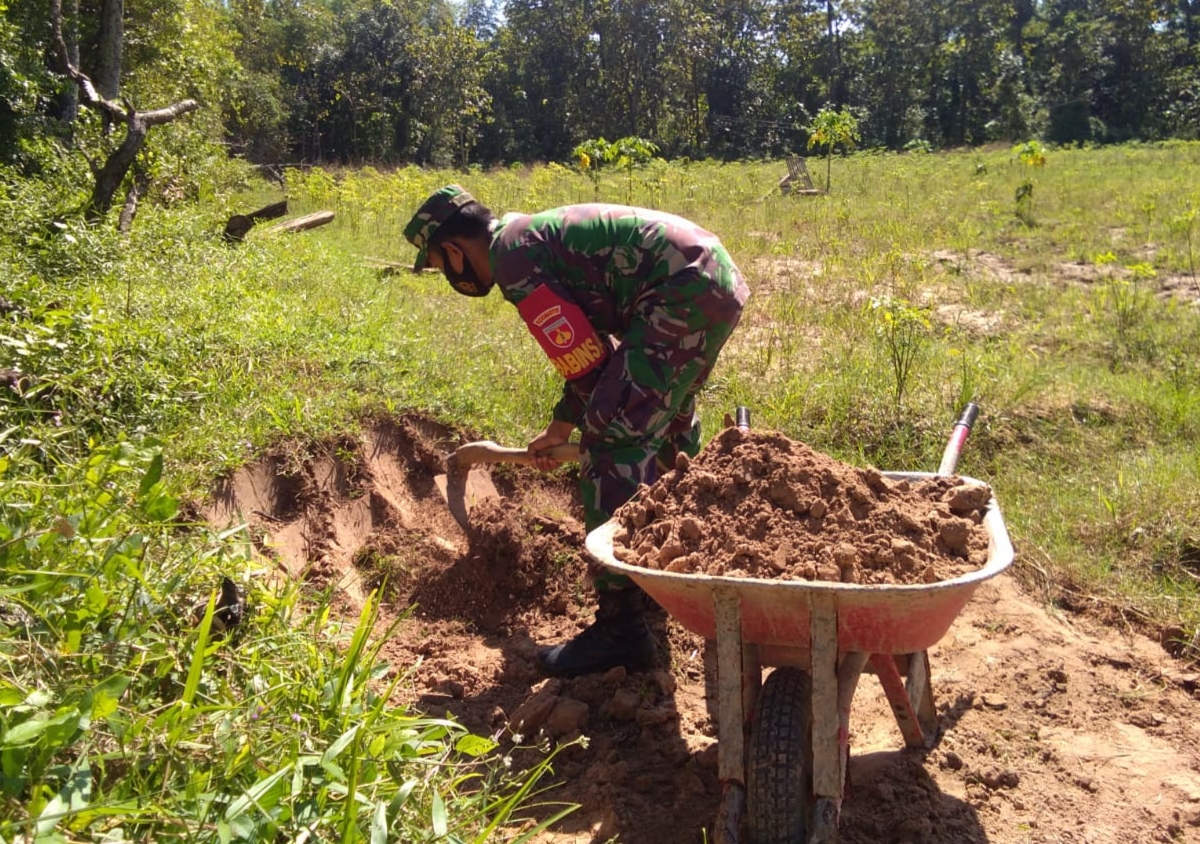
610, 427, 992, 585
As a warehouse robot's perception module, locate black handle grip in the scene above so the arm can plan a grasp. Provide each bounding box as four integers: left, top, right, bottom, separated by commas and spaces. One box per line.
955, 402, 980, 431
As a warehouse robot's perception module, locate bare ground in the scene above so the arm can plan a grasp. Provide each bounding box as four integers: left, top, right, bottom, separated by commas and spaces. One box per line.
203, 415, 1200, 844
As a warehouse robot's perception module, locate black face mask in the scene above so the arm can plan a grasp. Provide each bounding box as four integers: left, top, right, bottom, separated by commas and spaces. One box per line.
440, 245, 493, 297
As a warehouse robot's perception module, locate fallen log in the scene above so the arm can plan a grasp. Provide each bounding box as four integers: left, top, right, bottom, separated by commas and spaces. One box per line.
266, 211, 334, 234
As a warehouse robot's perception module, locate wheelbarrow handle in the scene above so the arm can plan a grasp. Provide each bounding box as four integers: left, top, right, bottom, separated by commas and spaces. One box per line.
937, 402, 980, 476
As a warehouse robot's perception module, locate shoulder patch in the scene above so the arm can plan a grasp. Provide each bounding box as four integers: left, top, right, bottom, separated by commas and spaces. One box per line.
516, 285, 609, 380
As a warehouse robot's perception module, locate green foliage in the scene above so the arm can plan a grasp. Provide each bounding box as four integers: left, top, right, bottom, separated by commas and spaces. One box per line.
571, 136, 661, 202
10, 0, 1200, 173
0, 4, 52, 164
807, 107, 860, 192
0, 439, 574, 841
868, 296, 932, 416
1089, 253, 1160, 369
1168, 208, 1198, 288
2, 147, 1200, 843
1011, 140, 1047, 226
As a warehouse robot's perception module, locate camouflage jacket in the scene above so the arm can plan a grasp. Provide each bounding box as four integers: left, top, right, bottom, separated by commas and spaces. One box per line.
488, 203, 748, 426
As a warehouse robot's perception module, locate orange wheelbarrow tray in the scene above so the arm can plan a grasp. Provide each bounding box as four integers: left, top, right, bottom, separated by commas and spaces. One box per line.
585, 471, 1015, 844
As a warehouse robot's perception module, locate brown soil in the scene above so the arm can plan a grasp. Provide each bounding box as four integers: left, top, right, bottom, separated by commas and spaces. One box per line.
610, 428, 991, 585
203, 413, 1200, 844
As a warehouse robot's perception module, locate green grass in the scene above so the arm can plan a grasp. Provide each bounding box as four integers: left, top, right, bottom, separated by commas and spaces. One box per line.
2, 142, 1200, 838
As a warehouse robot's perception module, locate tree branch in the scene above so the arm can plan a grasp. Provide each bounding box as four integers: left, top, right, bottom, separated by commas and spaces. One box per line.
50, 0, 198, 129
50, 0, 127, 123
142, 100, 200, 126
49, 0, 203, 223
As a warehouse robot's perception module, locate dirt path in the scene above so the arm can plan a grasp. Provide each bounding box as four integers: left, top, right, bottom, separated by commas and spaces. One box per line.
204, 415, 1200, 844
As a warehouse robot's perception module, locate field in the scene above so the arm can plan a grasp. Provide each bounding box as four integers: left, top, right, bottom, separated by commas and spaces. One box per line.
2, 145, 1199, 841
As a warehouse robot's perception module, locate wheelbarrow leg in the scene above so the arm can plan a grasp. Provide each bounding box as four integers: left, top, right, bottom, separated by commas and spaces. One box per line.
712, 587, 760, 844
809, 595, 869, 844
870, 649, 938, 749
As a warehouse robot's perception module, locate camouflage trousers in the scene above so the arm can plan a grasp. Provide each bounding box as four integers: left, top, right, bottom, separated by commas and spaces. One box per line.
578, 262, 749, 590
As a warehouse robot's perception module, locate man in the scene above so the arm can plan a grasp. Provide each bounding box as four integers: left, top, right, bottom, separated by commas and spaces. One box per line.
404, 185, 749, 677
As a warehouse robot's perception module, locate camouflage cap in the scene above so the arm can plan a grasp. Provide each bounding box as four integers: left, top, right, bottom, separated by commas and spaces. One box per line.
403, 184, 476, 271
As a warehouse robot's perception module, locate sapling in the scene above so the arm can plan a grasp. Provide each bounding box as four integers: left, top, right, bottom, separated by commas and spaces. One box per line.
1011, 140, 1046, 226
572, 136, 660, 203
1169, 208, 1197, 292
807, 106, 860, 193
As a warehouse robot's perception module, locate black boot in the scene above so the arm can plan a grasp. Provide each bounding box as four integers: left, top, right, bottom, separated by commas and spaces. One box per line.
537, 587, 658, 677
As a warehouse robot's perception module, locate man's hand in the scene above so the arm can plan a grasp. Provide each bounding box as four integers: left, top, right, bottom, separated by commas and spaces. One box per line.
528, 420, 576, 471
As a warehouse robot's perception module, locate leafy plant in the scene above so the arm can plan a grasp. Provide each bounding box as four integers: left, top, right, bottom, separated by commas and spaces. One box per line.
1168, 207, 1198, 292
807, 106, 860, 192
0, 440, 575, 842
868, 296, 931, 416
1095, 255, 1158, 368
572, 136, 660, 202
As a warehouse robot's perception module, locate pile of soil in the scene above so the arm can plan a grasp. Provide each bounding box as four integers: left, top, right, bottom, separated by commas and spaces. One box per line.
611, 427, 992, 585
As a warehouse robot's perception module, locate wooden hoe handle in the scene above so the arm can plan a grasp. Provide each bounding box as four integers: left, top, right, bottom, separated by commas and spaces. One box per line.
451, 440, 580, 471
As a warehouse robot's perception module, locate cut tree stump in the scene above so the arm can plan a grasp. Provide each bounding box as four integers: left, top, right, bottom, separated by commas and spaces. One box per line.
223, 200, 289, 242
266, 211, 335, 234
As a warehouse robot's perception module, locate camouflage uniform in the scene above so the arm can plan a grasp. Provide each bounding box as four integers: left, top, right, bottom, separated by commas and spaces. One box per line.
490, 205, 750, 588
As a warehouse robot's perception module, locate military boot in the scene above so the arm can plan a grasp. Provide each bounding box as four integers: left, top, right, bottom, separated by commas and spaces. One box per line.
537, 586, 658, 677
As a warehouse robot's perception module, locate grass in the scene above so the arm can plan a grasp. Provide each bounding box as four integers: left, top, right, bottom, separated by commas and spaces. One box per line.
2, 141, 1200, 838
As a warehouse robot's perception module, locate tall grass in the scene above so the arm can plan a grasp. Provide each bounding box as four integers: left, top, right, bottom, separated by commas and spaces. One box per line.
0, 166, 575, 840
0, 437, 574, 841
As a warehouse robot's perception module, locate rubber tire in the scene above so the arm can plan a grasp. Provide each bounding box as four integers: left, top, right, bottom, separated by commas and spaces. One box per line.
746, 667, 813, 844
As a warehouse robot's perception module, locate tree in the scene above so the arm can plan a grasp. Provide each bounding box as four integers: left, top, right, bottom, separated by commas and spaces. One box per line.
95, 0, 122, 101
807, 105, 859, 191
573, 135, 660, 202
847, 0, 935, 147
488, 0, 600, 161
0, 0, 57, 161
50, 0, 200, 227
702, 0, 788, 158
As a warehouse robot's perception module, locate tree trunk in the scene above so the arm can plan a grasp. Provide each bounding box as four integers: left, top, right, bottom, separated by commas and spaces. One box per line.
60, 0, 81, 123
117, 164, 150, 233
96, 0, 123, 102
267, 211, 335, 234
223, 200, 289, 242
50, 0, 198, 226
92, 118, 146, 220
826, 0, 841, 104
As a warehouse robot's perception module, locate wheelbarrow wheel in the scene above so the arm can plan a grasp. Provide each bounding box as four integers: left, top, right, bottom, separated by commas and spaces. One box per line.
747, 667, 813, 844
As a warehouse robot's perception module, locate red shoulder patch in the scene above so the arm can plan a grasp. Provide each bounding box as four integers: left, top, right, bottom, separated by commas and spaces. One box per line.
516, 285, 608, 380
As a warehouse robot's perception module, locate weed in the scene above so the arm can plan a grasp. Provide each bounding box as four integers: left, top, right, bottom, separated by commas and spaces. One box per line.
1169, 208, 1198, 292
869, 296, 932, 418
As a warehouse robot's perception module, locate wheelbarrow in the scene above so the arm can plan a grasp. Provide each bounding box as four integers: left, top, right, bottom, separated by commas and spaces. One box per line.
584, 405, 1014, 844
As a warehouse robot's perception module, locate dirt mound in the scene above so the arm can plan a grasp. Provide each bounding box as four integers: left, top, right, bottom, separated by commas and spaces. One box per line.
202, 413, 1200, 844
409, 498, 585, 631
611, 427, 990, 584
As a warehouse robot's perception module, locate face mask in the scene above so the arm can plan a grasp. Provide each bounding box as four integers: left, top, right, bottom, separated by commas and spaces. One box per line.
440, 245, 494, 297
